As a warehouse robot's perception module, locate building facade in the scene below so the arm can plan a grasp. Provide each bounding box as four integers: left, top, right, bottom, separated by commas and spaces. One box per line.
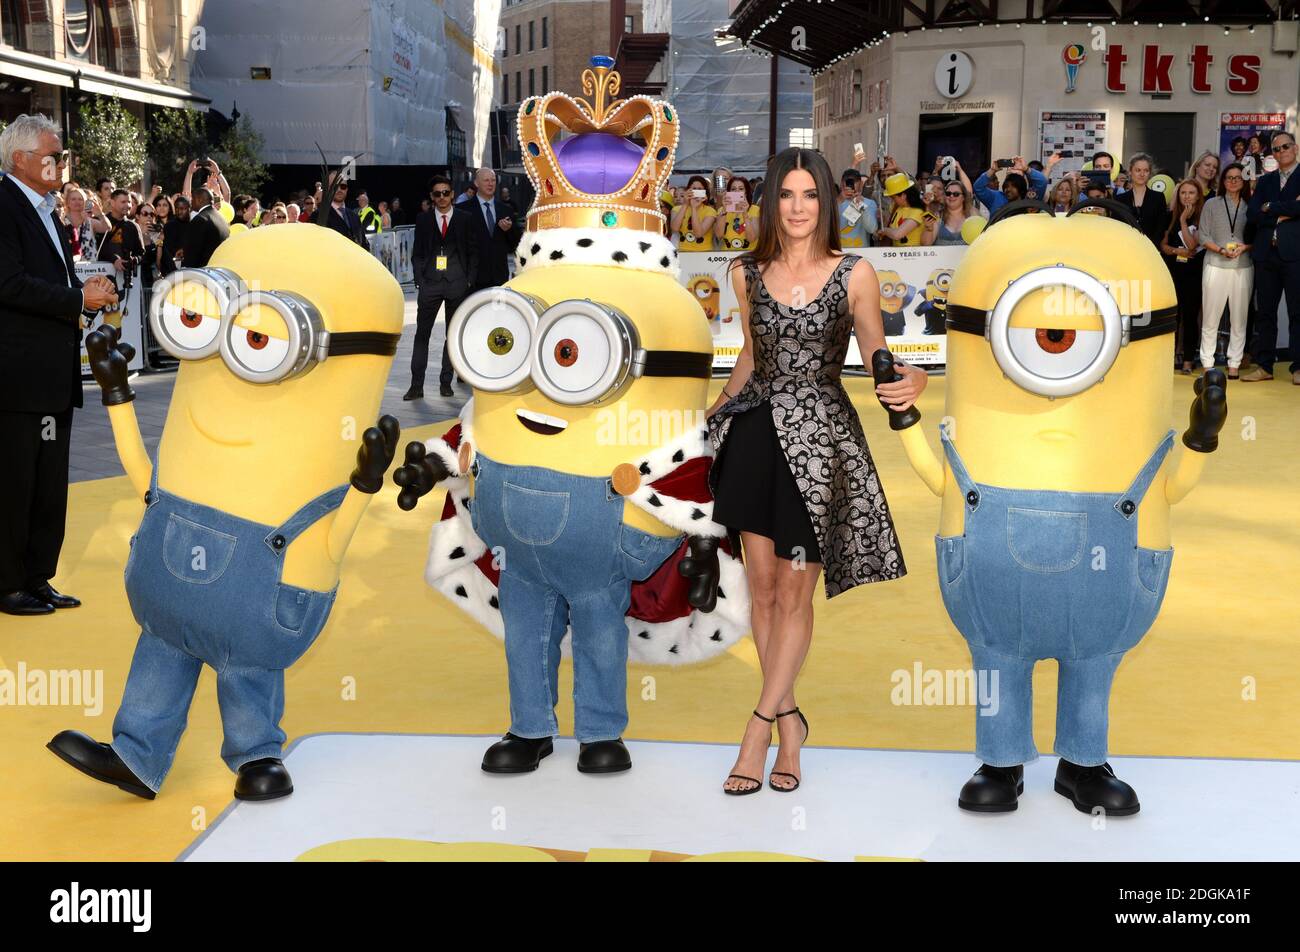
814, 20, 1300, 182
0, 0, 208, 131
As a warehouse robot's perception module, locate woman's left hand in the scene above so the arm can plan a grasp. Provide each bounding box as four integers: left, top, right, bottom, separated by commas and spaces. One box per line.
874, 361, 928, 411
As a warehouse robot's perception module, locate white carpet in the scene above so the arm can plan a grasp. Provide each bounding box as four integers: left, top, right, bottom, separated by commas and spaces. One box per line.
178, 733, 1300, 861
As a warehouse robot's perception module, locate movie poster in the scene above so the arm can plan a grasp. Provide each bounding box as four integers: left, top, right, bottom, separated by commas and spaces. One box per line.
678, 245, 964, 368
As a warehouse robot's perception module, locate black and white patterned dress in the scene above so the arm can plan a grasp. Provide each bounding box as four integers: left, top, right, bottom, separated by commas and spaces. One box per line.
708, 254, 907, 598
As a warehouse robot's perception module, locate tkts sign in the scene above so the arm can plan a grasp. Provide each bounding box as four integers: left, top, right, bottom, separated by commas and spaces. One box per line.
1103, 44, 1261, 95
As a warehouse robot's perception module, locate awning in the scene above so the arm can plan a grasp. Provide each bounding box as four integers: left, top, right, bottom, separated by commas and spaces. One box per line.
0, 47, 210, 109
730, 0, 898, 71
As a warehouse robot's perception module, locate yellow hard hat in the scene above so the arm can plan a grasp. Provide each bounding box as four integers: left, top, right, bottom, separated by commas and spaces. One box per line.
882, 172, 914, 197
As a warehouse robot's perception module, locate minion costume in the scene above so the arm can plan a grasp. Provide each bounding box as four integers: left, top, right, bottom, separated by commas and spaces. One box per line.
395, 57, 749, 775
875, 198, 1226, 816
48, 224, 404, 801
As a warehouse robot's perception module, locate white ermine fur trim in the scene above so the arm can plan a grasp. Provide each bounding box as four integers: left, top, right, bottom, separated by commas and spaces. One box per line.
421, 404, 749, 665
516, 227, 679, 278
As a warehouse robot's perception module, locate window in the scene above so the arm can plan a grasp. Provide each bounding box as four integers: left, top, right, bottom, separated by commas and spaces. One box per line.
91, 0, 116, 71
542, 66, 548, 92
515, 24, 520, 57
515, 71, 521, 103
528, 68, 535, 97
625, 15, 634, 33
3, 0, 27, 50
788, 127, 814, 149
528, 21, 534, 52
542, 16, 548, 48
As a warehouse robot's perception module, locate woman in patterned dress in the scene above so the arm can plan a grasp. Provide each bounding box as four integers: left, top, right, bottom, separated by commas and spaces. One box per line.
707, 147, 928, 794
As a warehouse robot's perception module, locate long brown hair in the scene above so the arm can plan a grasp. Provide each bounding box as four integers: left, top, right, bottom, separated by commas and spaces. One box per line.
1164, 177, 1204, 242
730, 148, 840, 277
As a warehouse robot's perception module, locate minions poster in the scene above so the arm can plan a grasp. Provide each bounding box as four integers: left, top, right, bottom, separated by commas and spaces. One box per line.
680, 246, 960, 367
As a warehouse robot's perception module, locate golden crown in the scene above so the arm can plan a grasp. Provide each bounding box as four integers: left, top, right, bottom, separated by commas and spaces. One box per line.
517, 55, 679, 234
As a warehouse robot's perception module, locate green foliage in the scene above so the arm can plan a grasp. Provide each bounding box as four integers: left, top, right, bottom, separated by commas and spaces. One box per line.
216, 114, 269, 197
70, 97, 147, 187
148, 108, 208, 194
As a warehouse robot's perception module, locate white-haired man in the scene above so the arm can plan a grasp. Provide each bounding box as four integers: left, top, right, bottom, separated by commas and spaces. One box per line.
0, 114, 118, 615
467, 167, 520, 290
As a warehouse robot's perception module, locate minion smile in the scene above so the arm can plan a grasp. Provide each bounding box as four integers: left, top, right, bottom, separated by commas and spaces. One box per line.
186, 405, 253, 447
516, 408, 569, 436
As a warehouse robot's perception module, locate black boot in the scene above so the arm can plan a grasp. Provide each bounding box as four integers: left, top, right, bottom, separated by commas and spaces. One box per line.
1054, 760, 1139, 816
958, 763, 1024, 813
234, 758, 294, 801
577, 738, 631, 774
482, 733, 554, 774
47, 730, 155, 799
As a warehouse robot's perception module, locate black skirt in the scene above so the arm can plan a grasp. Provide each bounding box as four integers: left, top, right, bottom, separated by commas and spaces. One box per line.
712, 401, 822, 563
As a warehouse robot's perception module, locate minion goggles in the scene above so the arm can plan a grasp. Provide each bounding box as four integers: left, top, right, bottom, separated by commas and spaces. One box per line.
447, 287, 712, 406
946, 264, 1178, 397
150, 267, 400, 384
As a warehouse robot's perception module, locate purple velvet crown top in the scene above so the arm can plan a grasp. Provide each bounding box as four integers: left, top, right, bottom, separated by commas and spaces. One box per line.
553, 133, 644, 195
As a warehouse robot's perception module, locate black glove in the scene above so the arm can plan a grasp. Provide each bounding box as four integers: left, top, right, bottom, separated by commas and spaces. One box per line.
871, 348, 922, 431
677, 534, 721, 613
393, 440, 452, 511
1183, 368, 1227, 453
85, 324, 136, 406
350, 415, 400, 493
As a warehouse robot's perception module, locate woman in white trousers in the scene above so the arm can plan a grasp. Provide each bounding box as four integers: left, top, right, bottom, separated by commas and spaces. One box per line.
1198, 163, 1253, 379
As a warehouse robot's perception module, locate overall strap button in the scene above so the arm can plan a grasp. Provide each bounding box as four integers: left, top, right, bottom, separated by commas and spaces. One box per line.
143, 490, 152, 504
1120, 499, 1136, 516
271, 534, 287, 549
966, 490, 979, 507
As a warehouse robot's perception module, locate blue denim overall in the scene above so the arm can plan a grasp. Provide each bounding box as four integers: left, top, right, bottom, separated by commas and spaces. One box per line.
935, 429, 1176, 768
469, 452, 684, 742
110, 464, 347, 792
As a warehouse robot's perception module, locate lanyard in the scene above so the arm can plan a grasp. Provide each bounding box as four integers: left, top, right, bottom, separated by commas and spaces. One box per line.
1223, 195, 1241, 235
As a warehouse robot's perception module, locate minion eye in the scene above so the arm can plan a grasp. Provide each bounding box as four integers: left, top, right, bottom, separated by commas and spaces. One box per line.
880, 282, 894, 296
537, 310, 611, 397
695, 284, 711, 299
447, 288, 544, 392
1008, 325, 1103, 378
152, 268, 245, 358
936, 273, 952, 291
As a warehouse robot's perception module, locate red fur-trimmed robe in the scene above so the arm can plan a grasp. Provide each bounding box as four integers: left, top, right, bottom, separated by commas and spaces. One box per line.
422, 401, 750, 664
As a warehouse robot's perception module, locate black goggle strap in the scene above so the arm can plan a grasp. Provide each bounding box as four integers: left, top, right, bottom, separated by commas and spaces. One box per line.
946, 304, 1179, 342
325, 332, 402, 357
637, 350, 713, 378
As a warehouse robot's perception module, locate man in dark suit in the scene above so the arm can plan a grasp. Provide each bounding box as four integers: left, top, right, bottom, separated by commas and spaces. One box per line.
322, 180, 365, 245
1245, 129, 1300, 384
407, 175, 479, 399
180, 187, 231, 269
465, 168, 521, 290
0, 114, 118, 615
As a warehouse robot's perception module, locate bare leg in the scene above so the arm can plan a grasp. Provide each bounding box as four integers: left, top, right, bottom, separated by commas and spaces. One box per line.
765, 556, 821, 789
722, 532, 779, 792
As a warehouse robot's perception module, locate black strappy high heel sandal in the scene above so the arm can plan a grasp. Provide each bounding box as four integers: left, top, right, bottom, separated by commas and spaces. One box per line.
723, 710, 775, 796
769, 708, 809, 792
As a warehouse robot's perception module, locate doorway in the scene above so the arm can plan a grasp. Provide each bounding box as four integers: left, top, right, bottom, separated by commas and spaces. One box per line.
918, 113, 992, 182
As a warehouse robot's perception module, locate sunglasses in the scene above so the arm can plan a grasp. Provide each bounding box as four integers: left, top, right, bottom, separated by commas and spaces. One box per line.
25, 149, 70, 165
1273, 142, 1294, 152
431, 190, 452, 197
944, 190, 963, 197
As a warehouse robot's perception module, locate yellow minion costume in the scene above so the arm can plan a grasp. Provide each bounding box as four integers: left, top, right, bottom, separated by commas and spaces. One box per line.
874, 199, 1226, 816
48, 222, 404, 802
393, 56, 749, 775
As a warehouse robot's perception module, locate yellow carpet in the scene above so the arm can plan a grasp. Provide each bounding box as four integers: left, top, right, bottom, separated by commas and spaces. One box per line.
1, 375, 1296, 860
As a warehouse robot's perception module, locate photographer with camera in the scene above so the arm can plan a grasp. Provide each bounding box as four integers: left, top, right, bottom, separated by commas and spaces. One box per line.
96, 188, 146, 290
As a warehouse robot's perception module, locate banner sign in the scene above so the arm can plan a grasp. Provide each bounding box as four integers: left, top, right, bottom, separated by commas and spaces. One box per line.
678, 245, 964, 368
367, 225, 415, 285
77, 260, 145, 376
